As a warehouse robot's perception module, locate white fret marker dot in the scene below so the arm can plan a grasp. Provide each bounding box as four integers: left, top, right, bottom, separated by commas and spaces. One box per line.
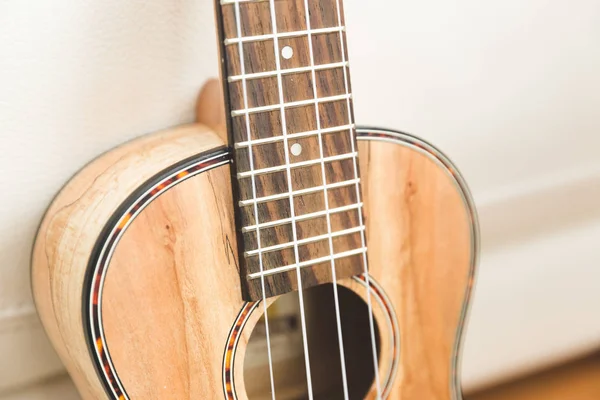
290, 143, 302, 156
282, 46, 294, 60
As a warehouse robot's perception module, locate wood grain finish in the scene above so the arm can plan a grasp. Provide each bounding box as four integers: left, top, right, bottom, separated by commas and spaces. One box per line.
360, 130, 477, 400
217, 0, 364, 300
31, 124, 224, 400
32, 122, 477, 399
102, 163, 238, 398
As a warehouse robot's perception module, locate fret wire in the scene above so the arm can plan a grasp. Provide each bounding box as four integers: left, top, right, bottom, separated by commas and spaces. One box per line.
231, 93, 352, 117
245, 226, 365, 257
232, 1, 277, 398
334, 0, 381, 395
228, 61, 349, 82
248, 247, 368, 280
237, 151, 357, 178
224, 26, 345, 45
238, 177, 360, 207
235, 124, 354, 148
242, 202, 363, 233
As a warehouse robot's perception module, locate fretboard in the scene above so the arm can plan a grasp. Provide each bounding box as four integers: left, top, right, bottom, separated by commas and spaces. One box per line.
216, 0, 366, 301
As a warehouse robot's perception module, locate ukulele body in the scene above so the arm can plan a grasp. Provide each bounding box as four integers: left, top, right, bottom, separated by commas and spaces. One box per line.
32, 124, 478, 400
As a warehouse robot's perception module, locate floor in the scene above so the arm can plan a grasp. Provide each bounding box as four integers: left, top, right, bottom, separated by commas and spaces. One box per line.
3, 353, 600, 399
467, 353, 600, 400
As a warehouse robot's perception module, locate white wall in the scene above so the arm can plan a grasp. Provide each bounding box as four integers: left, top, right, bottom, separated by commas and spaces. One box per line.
1, 0, 599, 397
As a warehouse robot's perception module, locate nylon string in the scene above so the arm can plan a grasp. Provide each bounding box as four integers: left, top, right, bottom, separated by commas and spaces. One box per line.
301, 0, 350, 398
267, 0, 315, 397
334, 0, 382, 396
233, 2, 277, 399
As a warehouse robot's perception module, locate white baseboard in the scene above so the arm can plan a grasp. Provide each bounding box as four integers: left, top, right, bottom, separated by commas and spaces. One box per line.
0, 310, 65, 394
476, 161, 600, 251
0, 375, 78, 400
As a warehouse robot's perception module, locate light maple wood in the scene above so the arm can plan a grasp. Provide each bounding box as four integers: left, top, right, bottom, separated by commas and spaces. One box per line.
31, 123, 224, 399
360, 134, 476, 399
196, 78, 228, 143
32, 124, 477, 399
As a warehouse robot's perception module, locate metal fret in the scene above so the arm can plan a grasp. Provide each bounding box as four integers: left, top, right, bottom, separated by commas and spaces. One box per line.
231, 93, 352, 117
242, 202, 363, 233
224, 26, 345, 45
235, 124, 354, 148
248, 247, 368, 280
245, 226, 365, 257
238, 177, 360, 207
228, 61, 349, 82
238, 151, 357, 178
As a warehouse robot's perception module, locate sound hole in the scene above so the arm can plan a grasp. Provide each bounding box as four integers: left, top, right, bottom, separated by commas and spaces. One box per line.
244, 284, 380, 399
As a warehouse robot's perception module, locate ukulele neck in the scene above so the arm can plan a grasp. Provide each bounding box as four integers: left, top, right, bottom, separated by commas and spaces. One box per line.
216, 0, 366, 301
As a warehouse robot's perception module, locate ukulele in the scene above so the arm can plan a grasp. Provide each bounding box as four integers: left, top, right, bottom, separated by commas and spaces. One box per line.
32, 1, 479, 399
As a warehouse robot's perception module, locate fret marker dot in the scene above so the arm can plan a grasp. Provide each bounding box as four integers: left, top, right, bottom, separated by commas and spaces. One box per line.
291, 143, 302, 156
282, 46, 294, 60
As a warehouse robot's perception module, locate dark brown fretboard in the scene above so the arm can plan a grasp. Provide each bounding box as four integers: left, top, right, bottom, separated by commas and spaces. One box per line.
215, 0, 366, 301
